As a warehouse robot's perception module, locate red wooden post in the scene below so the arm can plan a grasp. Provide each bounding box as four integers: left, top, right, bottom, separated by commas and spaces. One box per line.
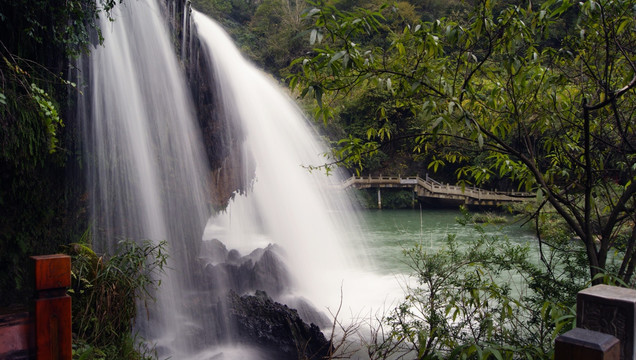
31, 255, 72, 360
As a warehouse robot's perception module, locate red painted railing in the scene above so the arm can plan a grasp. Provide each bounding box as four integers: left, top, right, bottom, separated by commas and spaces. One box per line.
0, 254, 71, 360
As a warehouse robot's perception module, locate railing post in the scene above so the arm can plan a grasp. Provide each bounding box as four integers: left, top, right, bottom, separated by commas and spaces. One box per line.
576, 285, 636, 360
31, 255, 72, 360
555, 328, 620, 360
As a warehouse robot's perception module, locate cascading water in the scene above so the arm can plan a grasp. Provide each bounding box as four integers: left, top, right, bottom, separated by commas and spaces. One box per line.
192, 9, 372, 310
79, 0, 213, 356
192, 8, 403, 338
80, 0, 401, 358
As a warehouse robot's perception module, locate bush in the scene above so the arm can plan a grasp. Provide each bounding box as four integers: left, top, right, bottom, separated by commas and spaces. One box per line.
471, 212, 508, 225
366, 211, 583, 359
67, 239, 167, 360
354, 188, 415, 209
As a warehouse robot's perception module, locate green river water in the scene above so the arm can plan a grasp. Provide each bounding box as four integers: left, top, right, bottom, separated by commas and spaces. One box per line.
357, 209, 538, 274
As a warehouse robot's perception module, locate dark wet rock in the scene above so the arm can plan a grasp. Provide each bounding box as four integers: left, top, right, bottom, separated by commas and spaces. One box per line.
227, 249, 241, 262
279, 296, 331, 329
244, 247, 266, 262
252, 248, 291, 296
200, 238, 229, 263
229, 290, 332, 360
201, 244, 291, 297
190, 241, 331, 357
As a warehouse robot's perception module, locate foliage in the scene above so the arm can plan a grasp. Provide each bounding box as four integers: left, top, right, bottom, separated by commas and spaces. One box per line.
471, 213, 508, 225
248, 0, 313, 77
72, 335, 157, 360
355, 188, 415, 209
67, 238, 167, 360
366, 212, 583, 359
0, 0, 123, 60
0, 0, 123, 305
291, 0, 636, 284
192, 0, 258, 24
0, 53, 67, 162
0, 51, 81, 304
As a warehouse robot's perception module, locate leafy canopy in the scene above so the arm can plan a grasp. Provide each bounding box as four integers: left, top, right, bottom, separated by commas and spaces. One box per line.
291, 0, 636, 284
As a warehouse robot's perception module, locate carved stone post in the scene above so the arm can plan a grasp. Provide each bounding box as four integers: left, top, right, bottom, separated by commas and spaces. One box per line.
577, 284, 636, 360
31, 254, 72, 360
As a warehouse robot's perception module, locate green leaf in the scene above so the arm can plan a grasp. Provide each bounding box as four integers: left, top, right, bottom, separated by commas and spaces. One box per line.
304, 7, 321, 17
315, 85, 323, 108
490, 347, 504, 360
329, 50, 346, 65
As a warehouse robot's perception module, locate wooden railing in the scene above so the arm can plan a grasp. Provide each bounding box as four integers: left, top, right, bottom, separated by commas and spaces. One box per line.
0, 255, 72, 360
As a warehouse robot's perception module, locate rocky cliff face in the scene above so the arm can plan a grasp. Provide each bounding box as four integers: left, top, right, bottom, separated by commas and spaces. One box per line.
165, 0, 253, 210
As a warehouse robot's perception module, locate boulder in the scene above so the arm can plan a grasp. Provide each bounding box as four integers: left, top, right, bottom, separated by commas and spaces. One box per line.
201, 243, 291, 297
229, 290, 332, 360
200, 238, 229, 263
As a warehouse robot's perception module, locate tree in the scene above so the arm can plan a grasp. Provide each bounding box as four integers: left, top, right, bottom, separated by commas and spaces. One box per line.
0, 0, 123, 304
291, 0, 636, 285
249, 0, 312, 76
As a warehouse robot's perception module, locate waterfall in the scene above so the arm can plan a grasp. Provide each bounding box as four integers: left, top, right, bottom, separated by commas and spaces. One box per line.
79, 0, 212, 356
192, 10, 368, 311
79, 0, 391, 358
191, 11, 406, 357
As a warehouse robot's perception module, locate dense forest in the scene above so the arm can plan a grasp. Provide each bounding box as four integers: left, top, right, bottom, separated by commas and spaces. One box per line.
2, 0, 636, 358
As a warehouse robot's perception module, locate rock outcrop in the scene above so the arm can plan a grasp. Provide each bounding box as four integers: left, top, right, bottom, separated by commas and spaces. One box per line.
182, 241, 332, 358
229, 290, 333, 360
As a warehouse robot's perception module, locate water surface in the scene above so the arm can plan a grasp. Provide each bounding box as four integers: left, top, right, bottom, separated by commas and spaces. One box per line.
358, 209, 537, 274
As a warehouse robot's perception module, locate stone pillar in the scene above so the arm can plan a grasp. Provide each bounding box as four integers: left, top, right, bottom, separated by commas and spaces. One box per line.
411, 190, 415, 208
31, 254, 72, 360
577, 284, 636, 360
555, 328, 620, 360
377, 188, 382, 209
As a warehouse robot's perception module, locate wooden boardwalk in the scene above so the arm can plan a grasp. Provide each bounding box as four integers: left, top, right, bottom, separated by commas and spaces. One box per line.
343, 175, 534, 208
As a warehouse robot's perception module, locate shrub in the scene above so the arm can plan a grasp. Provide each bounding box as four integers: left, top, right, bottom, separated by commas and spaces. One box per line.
67, 239, 167, 360
471, 212, 508, 225
366, 212, 583, 359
